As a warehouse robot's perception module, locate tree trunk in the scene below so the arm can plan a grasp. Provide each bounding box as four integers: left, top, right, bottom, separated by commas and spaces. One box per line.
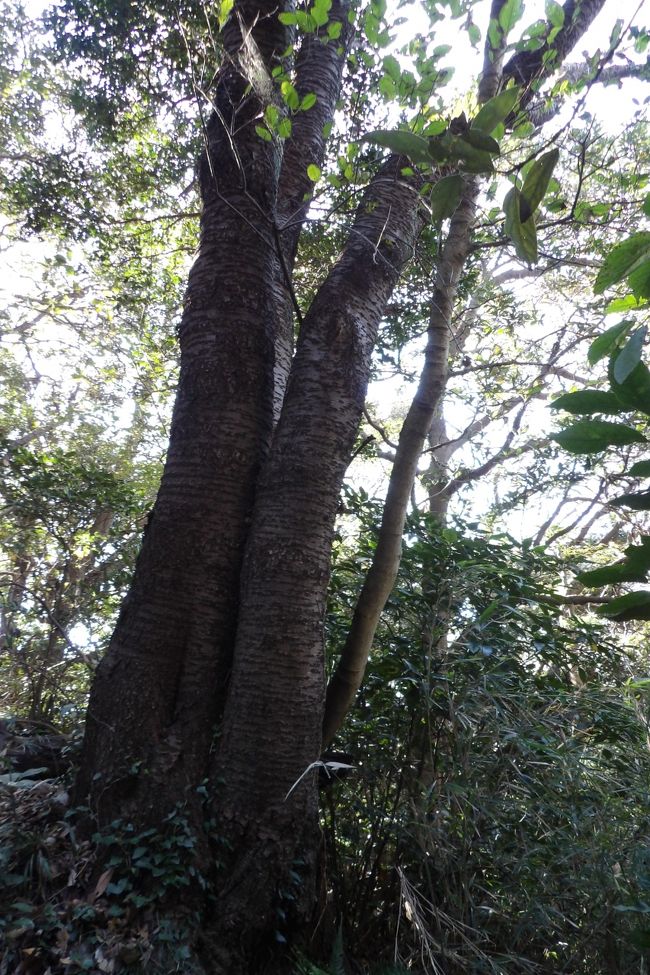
72, 0, 615, 969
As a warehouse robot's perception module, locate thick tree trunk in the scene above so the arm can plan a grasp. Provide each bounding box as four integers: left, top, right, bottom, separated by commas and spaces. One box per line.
76, 1, 288, 825
211, 158, 425, 959
72, 0, 616, 969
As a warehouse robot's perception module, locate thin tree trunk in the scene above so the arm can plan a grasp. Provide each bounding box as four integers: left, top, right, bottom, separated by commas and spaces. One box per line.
323, 180, 479, 745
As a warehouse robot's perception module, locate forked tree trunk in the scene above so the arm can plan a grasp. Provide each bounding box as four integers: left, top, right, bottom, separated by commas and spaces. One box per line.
74, 0, 609, 969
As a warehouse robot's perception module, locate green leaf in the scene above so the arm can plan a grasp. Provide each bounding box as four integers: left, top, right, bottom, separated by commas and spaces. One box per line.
596, 590, 650, 621
552, 420, 646, 454
462, 129, 500, 154
588, 321, 632, 365
579, 562, 649, 586
606, 294, 649, 314
277, 117, 292, 139
610, 490, 650, 510
629, 259, 650, 299
550, 390, 624, 415
608, 358, 650, 416
595, 232, 650, 294
472, 87, 520, 134
311, 0, 332, 27
327, 20, 342, 38
429, 174, 463, 222
445, 135, 495, 173
498, 0, 523, 32
306, 163, 321, 181
362, 129, 431, 163
613, 326, 647, 384
255, 125, 272, 142
281, 80, 300, 110
520, 148, 560, 221
218, 0, 234, 26
545, 0, 565, 28
628, 460, 650, 477
382, 54, 401, 81
300, 92, 317, 111
579, 538, 650, 586
503, 187, 538, 264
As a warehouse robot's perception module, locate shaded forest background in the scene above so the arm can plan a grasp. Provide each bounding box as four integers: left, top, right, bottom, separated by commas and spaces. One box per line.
3, 0, 650, 971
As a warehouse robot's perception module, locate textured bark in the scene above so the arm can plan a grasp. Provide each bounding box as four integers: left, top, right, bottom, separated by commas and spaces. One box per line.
478, 0, 512, 104
271, 1, 354, 416
76, 1, 288, 823
72, 0, 618, 966
211, 158, 425, 950
503, 0, 607, 104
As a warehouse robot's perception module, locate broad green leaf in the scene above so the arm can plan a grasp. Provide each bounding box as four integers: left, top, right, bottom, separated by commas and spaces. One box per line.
610, 490, 650, 510
520, 148, 560, 222
551, 420, 646, 454
382, 54, 401, 81
462, 129, 500, 154
218, 0, 234, 26
300, 93, 317, 111
498, 0, 523, 32
545, 0, 564, 28
255, 125, 272, 142
311, 0, 332, 27
596, 590, 650, 621
588, 321, 632, 365
307, 164, 321, 181
429, 174, 463, 222
472, 87, 520, 135
606, 294, 649, 314
362, 129, 430, 163
628, 460, 650, 476
445, 135, 495, 173
613, 326, 647, 384
579, 538, 650, 586
629, 259, 650, 298
608, 358, 650, 416
595, 232, 650, 294
503, 187, 538, 264
550, 390, 624, 415
327, 20, 342, 38
281, 80, 300, 110
578, 562, 649, 586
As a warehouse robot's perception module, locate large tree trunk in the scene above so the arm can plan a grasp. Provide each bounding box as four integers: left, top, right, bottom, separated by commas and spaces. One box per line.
76, 1, 289, 825
73, 0, 612, 969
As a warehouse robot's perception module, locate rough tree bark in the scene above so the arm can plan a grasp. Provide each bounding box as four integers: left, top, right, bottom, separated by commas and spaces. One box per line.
74, 0, 611, 969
